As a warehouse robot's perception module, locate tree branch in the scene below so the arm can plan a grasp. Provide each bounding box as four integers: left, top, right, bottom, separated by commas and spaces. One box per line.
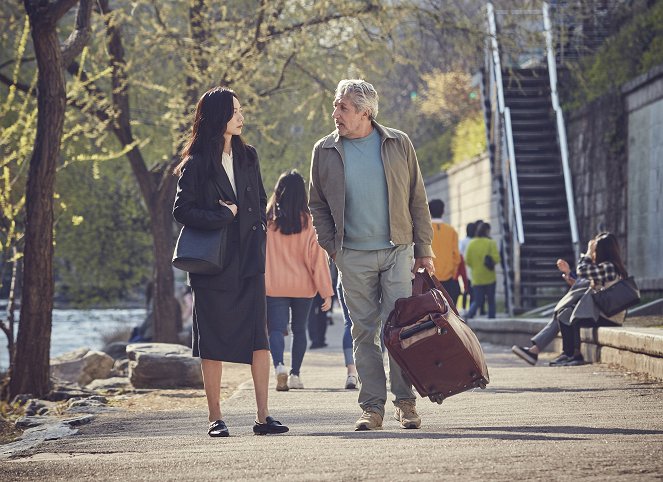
47, 0, 81, 21
0, 71, 31, 93
258, 52, 295, 97
60, 0, 93, 67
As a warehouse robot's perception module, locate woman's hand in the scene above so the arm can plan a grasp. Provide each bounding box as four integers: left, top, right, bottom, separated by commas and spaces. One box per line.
556, 258, 571, 274
219, 199, 237, 216
321, 296, 332, 312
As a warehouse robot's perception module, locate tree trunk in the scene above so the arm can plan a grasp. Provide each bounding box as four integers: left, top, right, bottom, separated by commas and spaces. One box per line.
8, 20, 65, 399
99, 0, 181, 343
149, 182, 179, 343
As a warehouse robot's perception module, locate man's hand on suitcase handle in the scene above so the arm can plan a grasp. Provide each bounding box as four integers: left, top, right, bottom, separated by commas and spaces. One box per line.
413, 257, 434, 275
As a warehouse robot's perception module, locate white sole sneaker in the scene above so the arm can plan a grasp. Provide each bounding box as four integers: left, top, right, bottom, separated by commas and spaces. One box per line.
345, 375, 358, 389
276, 372, 289, 391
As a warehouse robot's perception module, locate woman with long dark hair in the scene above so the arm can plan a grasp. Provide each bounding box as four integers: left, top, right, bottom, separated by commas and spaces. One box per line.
173, 87, 288, 437
556, 232, 628, 366
265, 170, 333, 391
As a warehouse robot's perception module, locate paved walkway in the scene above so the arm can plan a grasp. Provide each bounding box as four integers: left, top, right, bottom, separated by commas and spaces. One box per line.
2, 316, 663, 481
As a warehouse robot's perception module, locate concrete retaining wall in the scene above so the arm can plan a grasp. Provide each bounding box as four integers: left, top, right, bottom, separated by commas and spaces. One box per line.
469, 318, 663, 380
623, 64, 663, 291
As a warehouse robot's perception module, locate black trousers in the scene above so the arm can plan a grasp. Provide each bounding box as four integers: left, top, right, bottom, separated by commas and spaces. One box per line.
441, 278, 461, 309
558, 320, 581, 356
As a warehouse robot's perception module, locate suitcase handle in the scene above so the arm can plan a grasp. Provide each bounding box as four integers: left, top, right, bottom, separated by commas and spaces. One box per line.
399, 319, 437, 340
412, 271, 460, 316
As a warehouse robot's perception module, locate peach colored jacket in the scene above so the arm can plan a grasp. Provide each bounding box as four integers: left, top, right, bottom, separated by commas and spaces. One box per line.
265, 214, 334, 298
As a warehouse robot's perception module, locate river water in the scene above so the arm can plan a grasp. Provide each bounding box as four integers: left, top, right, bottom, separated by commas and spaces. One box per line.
0, 308, 146, 371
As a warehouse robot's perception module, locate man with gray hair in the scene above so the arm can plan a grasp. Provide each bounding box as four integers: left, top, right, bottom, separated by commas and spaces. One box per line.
309, 79, 434, 430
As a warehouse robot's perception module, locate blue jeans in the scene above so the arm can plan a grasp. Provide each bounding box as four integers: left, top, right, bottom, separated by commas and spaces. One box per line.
466, 282, 496, 319
337, 281, 354, 367
266, 296, 313, 375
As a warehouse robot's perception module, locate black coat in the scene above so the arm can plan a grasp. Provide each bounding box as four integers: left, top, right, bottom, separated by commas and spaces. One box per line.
172, 146, 267, 289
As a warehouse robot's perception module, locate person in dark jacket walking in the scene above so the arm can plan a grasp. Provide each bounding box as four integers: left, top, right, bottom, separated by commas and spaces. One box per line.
173, 87, 288, 437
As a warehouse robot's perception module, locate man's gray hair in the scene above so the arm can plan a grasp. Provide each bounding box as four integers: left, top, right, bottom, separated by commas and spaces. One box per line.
335, 79, 379, 120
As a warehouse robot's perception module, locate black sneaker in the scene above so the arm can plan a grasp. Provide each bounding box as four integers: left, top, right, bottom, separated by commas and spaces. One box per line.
549, 353, 571, 366
511, 345, 538, 365
562, 354, 585, 366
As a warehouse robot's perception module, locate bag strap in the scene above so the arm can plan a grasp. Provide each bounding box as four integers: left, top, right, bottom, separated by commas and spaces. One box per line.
412, 271, 460, 316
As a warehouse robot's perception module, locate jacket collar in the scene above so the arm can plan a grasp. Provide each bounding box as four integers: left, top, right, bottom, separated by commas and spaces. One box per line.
321, 120, 397, 149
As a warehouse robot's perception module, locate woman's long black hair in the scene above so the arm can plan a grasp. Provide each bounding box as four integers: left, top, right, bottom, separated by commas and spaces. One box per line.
594, 232, 628, 278
266, 170, 309, 235
173, 87, 249, 177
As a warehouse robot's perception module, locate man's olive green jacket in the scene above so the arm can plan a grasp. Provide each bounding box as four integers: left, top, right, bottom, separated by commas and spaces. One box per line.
309, 121, 433, 259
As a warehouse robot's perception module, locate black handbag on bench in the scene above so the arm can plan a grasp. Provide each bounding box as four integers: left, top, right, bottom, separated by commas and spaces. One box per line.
591, 276, 640, 317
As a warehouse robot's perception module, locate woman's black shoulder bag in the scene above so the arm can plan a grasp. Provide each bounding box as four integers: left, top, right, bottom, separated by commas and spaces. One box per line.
591, 276, 640, 317
172, 179, 229, 275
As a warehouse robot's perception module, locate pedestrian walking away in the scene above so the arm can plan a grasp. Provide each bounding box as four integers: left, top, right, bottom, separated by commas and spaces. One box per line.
309, 79, 434, 431
464, 222, 500, 319
265, 170, 333, 392
173, 87, 288, 437
428, 199, 461, 305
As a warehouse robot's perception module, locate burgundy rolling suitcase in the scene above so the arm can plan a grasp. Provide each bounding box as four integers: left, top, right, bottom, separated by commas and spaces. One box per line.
384, 271, 489, 404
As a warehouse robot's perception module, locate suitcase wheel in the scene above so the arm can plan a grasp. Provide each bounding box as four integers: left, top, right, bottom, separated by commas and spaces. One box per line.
476, 380, 487, 390
428, 393, 445, 404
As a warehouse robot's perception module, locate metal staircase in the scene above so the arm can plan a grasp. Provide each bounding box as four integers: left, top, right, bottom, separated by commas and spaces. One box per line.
484, 3, 579, 312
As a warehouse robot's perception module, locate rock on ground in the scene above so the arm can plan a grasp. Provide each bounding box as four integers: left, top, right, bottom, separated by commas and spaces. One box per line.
127, 343, 202, 389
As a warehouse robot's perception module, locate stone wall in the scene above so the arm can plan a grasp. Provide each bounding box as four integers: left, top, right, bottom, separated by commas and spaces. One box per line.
623, 64, 663, 290
566, 90, 628, 253
561, 63, 663, 291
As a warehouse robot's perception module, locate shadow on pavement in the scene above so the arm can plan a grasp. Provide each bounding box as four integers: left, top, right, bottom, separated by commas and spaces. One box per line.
304, 431, 583, 441
457, 425, 663, 435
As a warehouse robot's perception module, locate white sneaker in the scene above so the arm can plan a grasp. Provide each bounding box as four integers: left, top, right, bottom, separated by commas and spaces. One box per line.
275, 364, 288, 391
288, 374, 304, 389
345, 374, 358, 389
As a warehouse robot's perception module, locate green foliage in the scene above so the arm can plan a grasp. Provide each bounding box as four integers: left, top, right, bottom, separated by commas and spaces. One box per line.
451, 111, 486, 165
54, 158, 152, 306
566, 0, 663, 107
416, 129, 453, 177
0, 0, 490, 305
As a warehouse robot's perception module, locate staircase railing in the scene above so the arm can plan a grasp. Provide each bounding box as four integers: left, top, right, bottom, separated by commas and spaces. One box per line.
543, 2, 580, 257
488, 3, 525, 246
486, 2, 522, 314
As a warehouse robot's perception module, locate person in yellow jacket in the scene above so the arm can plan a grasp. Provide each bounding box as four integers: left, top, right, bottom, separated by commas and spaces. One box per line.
428, 199, 461, 304
464, 222, 500, 319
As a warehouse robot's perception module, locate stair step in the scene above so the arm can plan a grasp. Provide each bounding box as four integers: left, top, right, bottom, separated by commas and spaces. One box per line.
518, 182, 564, 194
512, 129, 557, 146
505, 97, 551, 108
521, 231, 572, 241
517, 172, 564, 181
515, 152, 561, 161
522, 217, 570, 227
520, 244, 572, 253
509, 105, 553, 115
504, 85, 550, 96
521, 255, 575, 265
503, 67, 549, 79
517, 165, 562, 175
